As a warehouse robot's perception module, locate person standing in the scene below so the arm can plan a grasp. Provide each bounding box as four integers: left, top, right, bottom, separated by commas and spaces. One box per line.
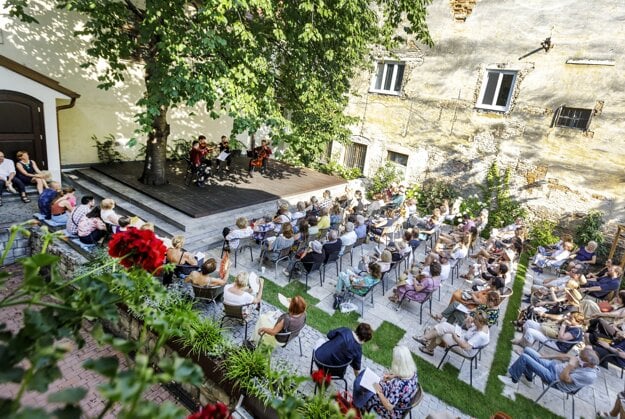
0, 150, 30, 205
314, 323, 373, 377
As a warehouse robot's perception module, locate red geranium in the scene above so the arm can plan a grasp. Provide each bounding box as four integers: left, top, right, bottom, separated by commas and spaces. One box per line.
108, 227, 166, 273
311, 369, 332, 387
187, 402, 231, 419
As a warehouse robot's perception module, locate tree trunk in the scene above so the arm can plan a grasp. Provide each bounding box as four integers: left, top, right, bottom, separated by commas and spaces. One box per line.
139, 108, 170, 185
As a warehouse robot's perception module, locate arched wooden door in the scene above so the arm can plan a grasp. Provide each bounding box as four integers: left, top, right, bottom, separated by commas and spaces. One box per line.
0, 90, 47, 169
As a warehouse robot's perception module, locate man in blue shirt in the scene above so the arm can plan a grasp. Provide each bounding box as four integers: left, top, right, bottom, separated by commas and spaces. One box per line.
314, 323, 373, 377
581, 266, 622, 299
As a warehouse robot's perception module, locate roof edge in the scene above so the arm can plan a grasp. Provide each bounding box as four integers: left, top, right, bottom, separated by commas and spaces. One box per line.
0, 55, 80, 99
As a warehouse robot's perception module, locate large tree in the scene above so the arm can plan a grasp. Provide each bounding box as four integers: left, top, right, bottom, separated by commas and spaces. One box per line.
8, 0, 433, 185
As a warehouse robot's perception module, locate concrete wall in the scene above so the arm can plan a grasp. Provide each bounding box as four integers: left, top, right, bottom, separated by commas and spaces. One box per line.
342, 0, 625, 222
0, 0, 240, 169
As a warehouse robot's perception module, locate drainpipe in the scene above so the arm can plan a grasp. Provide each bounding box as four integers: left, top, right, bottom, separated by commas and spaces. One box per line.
56, 97, 78, 172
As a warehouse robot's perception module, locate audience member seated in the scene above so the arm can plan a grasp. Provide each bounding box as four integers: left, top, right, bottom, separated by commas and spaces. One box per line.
531, 241, 574, 273
438, 214, 475, 245
423, 236, 470, 266
252, 215, 276, 243
580, 265, 623, 300
322, 230, 342, 260
314, 323, 373, 377
568, 240, 598, 270
512, 311, 585, 352
38, 181, 61, 219
306, 196, 321, 217
355, 215, 367, 239
317, 207, 331, 231
416, 311, 490, 357
336, 262, 382, 293
307, 216, 320, 238
273, 203, 292, 230
291, 201, 306, 226
580, 290, 625, 319
330, 203, 344, 230
262, 223, 295, 262
284, 240, 325, 277
432, 290, 501, 327
67, 195, 95, 236
339, 222, 357, 253
223, 272, 264, 307
77, 207, 107, 245
166, 235, 199, 270
592, 333, 625, 372
389, 262, 441, 304
185, 258, 227, 287
224, 216, 253, 250
353, 345, 418, 417
251, 295, 307, 349
319, 189, 333, 210
15, 150, 48, 194
0, 150, 30, 204
498, 347, 599, 393
100, 198, 121, 226
50, 187, 76, 225
531, 266, 586, 290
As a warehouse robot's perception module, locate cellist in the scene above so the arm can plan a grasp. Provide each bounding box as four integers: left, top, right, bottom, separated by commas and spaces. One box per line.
248, 139, 272, 177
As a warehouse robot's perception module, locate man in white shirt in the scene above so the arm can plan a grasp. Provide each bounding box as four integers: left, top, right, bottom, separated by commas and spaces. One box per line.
0, 151, 28, 205
339, 222, 357, 252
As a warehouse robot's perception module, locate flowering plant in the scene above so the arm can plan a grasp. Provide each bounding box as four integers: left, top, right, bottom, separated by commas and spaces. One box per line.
188, 402, 231, 419
108, 227, 166, 273
312, 369, 333, 388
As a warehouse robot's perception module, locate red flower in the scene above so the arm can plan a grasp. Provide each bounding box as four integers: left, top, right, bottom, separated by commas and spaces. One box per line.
311, 369, 332, 387
187, 402, 231, 419
108, 227, 166, 273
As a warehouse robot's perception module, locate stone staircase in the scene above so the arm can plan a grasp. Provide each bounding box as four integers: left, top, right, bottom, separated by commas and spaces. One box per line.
62, 168, 348, 253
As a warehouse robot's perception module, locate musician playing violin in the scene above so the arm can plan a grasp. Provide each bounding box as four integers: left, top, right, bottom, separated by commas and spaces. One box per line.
248, 139, 272, 177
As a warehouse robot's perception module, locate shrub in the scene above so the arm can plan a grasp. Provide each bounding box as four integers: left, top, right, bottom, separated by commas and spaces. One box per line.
92, 134, 123, 163
167, 138, 194, 161
575, 210, 608, 259
459, 193, 487, 219
480, 162, 526, 237
406, 180, 457, 215
527, 220, 559, 255
367, 163, 401, 199
316, 160, 362, 180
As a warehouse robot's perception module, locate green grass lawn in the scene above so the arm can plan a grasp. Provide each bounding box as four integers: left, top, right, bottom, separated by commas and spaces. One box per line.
262, 256, 561, 418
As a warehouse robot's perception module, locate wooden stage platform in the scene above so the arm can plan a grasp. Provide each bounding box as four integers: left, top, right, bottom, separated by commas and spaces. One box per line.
91, 158, 346, 218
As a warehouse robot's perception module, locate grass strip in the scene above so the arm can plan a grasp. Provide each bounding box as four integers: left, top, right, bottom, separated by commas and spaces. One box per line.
262, 279, 404, 368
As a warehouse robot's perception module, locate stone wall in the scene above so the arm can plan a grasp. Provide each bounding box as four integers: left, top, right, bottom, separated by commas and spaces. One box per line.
339, 0, 625, 224
0, 227, 33, 266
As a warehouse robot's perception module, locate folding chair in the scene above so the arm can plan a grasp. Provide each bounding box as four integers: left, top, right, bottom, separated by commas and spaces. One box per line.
288, 260, 323, 288
394, 383, 424, 418
222, 236, 256, 268
310, 349, 351, 393
191, 284, 224, 319
220, 302, 256, 342
323, 249, 342, 283
339, 244, 354, 271
437, 343, 487, 387
395, 289, 433, 324
535, 379, 581, 419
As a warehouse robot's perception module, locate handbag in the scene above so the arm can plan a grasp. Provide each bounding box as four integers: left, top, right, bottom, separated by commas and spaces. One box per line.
599, 301, 614, 312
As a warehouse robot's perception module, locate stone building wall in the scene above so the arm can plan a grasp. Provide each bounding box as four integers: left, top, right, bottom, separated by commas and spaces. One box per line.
338, 0, 625, 223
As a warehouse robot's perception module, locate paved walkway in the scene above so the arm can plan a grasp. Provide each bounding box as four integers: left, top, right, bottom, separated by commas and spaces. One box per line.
0, 265, 182, 418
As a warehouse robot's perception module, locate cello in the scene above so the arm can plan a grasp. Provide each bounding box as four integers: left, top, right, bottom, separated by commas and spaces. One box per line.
250, 146, 267, 168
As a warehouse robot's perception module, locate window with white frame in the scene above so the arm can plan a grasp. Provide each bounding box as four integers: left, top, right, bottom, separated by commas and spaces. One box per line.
370, 61, 405, 95
476, 69, 518, 112
553, 106, 592, 130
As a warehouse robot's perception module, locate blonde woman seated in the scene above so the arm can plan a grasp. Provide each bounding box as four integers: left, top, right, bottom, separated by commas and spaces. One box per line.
100, 198, 121, 226
336, 262, 382, 293
224, 271, 264, 308
423, 236, 470, 266
251, 295, 307, 349
166, 235, 199, 267
224, 216, 253, 250
361, 249, 393, 274
416, 311, 489, 357
353, 345, 418, 418
185, 258, 227, 287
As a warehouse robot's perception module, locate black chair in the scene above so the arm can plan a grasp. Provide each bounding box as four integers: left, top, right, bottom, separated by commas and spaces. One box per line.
258, 330, 304, 356
536, 334, 583, 354
323, 249, 341, 283
535, 379, 582, 419
394, 383, 424, 418
289, 260, 323, 288
395, 290, 433, 325
191, 284, 224, 319
260, 245, 293, 279
353, 237, 366, 257
222, 236, 256, 268
599, 353, 625, 378
437, 343, 487, 387
182, 157, 199, 186
310, 349, 351, 393
220, 302, 256, 342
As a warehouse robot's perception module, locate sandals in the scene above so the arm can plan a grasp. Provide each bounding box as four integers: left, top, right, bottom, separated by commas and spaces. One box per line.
412, 335, 429, 345
419, 346, 434, 356
21, 195, 31, 203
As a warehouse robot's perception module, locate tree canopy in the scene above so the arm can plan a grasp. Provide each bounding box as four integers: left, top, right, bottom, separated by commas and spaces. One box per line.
7, 0, 432, 184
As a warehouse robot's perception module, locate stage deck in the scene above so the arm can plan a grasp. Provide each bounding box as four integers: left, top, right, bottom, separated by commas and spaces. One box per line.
91, 158, 346, 218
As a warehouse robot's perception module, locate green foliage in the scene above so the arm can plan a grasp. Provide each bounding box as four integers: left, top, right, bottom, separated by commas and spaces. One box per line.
406, 180, 457, 215
92, 134, 123, 164
316, 160, 363, 180
176, 317, 225, 357
574, 210, 608, 259
7, 0, 433, 182
527, 220, 560, 255
166, 138, 193, 161
367, 163, 402, 199
458, 193, 487, 219
480, 162, 527, 237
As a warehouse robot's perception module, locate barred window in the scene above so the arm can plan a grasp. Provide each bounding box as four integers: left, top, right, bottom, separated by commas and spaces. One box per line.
553, 106, 592, 130
387, 151, 408, 166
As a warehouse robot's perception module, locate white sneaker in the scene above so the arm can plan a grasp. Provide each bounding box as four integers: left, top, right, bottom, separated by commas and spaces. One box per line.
497, 375, 517, 387
6, 184, 17, 194
519, 376, 533, 387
